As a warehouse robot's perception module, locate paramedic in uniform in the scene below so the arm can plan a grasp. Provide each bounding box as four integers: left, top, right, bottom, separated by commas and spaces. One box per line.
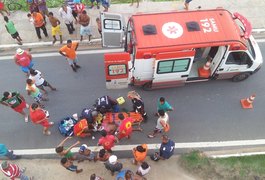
127, 91, 148, 122
95, 95, 120, 113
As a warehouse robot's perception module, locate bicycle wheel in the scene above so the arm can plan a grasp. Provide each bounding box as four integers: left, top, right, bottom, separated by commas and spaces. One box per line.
7, 3, 22, 11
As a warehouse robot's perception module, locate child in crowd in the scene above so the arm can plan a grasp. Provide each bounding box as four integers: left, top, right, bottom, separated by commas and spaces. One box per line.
56, 136, 80, 160
4, 16, 23, 45
61, 157, 83, 173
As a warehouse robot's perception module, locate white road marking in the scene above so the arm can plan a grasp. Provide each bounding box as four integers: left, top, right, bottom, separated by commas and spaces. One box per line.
0, 48, 124, 61
14, 139, 265, 155
257, 39, 265, 43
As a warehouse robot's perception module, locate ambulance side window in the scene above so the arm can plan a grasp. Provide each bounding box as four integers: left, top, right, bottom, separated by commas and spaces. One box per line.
108, 64, 127, 75
103, 19, 121, 30
157, 59, 190, 74
226, 52, 253, 67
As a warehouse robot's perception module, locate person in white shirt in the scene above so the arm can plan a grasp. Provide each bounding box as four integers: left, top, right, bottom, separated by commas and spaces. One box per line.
29, 69, 56, 94
148, 109, 169, 138
136, 161, 151, 177
59, 5, 75, 34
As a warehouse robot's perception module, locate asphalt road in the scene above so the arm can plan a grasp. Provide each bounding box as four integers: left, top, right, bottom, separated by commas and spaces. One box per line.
1, 42, 265, 150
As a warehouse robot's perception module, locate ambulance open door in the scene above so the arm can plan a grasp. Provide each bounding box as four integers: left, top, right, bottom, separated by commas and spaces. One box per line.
100, 12, 125, 47
151, 51, 195, 89
104, 52, 130, 89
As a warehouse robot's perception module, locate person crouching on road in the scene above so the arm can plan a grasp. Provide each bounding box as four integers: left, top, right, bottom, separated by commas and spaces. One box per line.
59, 39, 81, 72
29, 103, 54, 135
148, 109, 169, 138
14, 48, 34, 76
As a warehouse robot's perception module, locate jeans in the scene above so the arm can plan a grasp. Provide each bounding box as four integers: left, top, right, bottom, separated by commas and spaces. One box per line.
19, 172, 30, 180
65, 22, 75, 34
35, 24, 48, 39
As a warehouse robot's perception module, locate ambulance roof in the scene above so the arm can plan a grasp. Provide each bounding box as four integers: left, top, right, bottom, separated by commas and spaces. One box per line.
132, 9, 245, 50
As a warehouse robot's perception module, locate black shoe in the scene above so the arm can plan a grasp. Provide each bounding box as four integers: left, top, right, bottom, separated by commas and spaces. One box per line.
75, 64, 81, 68
71, 66, 77, 72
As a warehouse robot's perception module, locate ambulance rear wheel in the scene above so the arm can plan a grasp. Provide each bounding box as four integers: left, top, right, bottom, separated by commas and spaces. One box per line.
232, 73, 250, 82
142, 82, 152, 91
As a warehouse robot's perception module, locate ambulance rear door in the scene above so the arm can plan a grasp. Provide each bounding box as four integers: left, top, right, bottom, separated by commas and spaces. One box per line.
100, 12, 125, 47
104, 52, 130, 89
151, 50, 195, 89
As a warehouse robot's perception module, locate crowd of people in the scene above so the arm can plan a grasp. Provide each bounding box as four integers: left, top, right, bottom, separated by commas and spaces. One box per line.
1, 0, 105, 45
0, 57, 175, 178
0, 0, 191, 179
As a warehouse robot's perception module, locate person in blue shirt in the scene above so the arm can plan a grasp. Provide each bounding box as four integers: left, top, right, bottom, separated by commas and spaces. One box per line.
159, 135, 175, 160
0, 144, 21, 160
156, 97, 173, 116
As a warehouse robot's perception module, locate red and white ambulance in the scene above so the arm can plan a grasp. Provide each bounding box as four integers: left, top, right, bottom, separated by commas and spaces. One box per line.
101, 9, 263, 90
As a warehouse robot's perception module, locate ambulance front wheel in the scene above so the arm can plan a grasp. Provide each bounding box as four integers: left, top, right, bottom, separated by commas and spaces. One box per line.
232, 73, 250, 82
142, 82, 152, 91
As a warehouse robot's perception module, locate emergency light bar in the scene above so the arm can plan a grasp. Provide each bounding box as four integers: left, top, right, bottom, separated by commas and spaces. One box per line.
233, 12, 252, 39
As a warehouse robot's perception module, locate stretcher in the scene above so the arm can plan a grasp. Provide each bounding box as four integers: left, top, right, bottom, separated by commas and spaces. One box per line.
103, 112, 144, 131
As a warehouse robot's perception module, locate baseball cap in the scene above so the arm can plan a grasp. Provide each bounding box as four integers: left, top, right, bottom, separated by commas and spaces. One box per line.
79, 144, 88, 152
108, 155, 117, 164
16, 48, 24, 55
1, 161, 8, 169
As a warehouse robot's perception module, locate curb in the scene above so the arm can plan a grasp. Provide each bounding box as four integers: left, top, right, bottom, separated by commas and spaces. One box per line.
1, 29, 265, 50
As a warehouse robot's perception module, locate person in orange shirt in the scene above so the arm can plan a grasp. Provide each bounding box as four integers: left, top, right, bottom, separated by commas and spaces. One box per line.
32, 11, 48, 40
132, 144, 148, 165
59, 39, 81, 72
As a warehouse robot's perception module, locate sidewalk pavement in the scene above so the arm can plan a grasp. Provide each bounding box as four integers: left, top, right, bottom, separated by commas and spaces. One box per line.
0, 155, 198, 180
0, 0, 265, 49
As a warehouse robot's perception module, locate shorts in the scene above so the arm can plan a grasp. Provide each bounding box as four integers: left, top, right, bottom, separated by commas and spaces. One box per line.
12, 101, 26, 113
39, 119, 51, 128
11, 32, 19, 39
185, 0, 192, 3
33, 92, 42, 103
52, 25, 62, 36
153, 128, 163, 134
67, 57, 78, 65
37, 80, 50, 89
80, 25, 92, 36
20, 61, 34, 73
67, 165, 78, 172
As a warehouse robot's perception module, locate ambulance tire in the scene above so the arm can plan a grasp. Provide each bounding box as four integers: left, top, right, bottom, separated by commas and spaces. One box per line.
232, 73, 250, 82
142, 82, 152, 91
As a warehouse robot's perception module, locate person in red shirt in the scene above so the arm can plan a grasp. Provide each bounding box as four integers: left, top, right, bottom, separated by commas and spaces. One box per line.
29, 103, 54, 135
98, 130, 117, 153
74, 2, 85, 16
117, 113, 133, 140
0, 161, 32, 180
14, 48, 34, 76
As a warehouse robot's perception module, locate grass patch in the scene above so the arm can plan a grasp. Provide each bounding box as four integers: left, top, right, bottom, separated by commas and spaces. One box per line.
179, 150, 265, 179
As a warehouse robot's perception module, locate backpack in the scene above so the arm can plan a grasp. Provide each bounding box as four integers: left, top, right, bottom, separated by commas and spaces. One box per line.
58, 117, 78, 137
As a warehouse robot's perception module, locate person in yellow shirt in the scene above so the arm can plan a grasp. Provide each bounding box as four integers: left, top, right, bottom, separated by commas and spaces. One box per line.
59, 39, 81, 72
